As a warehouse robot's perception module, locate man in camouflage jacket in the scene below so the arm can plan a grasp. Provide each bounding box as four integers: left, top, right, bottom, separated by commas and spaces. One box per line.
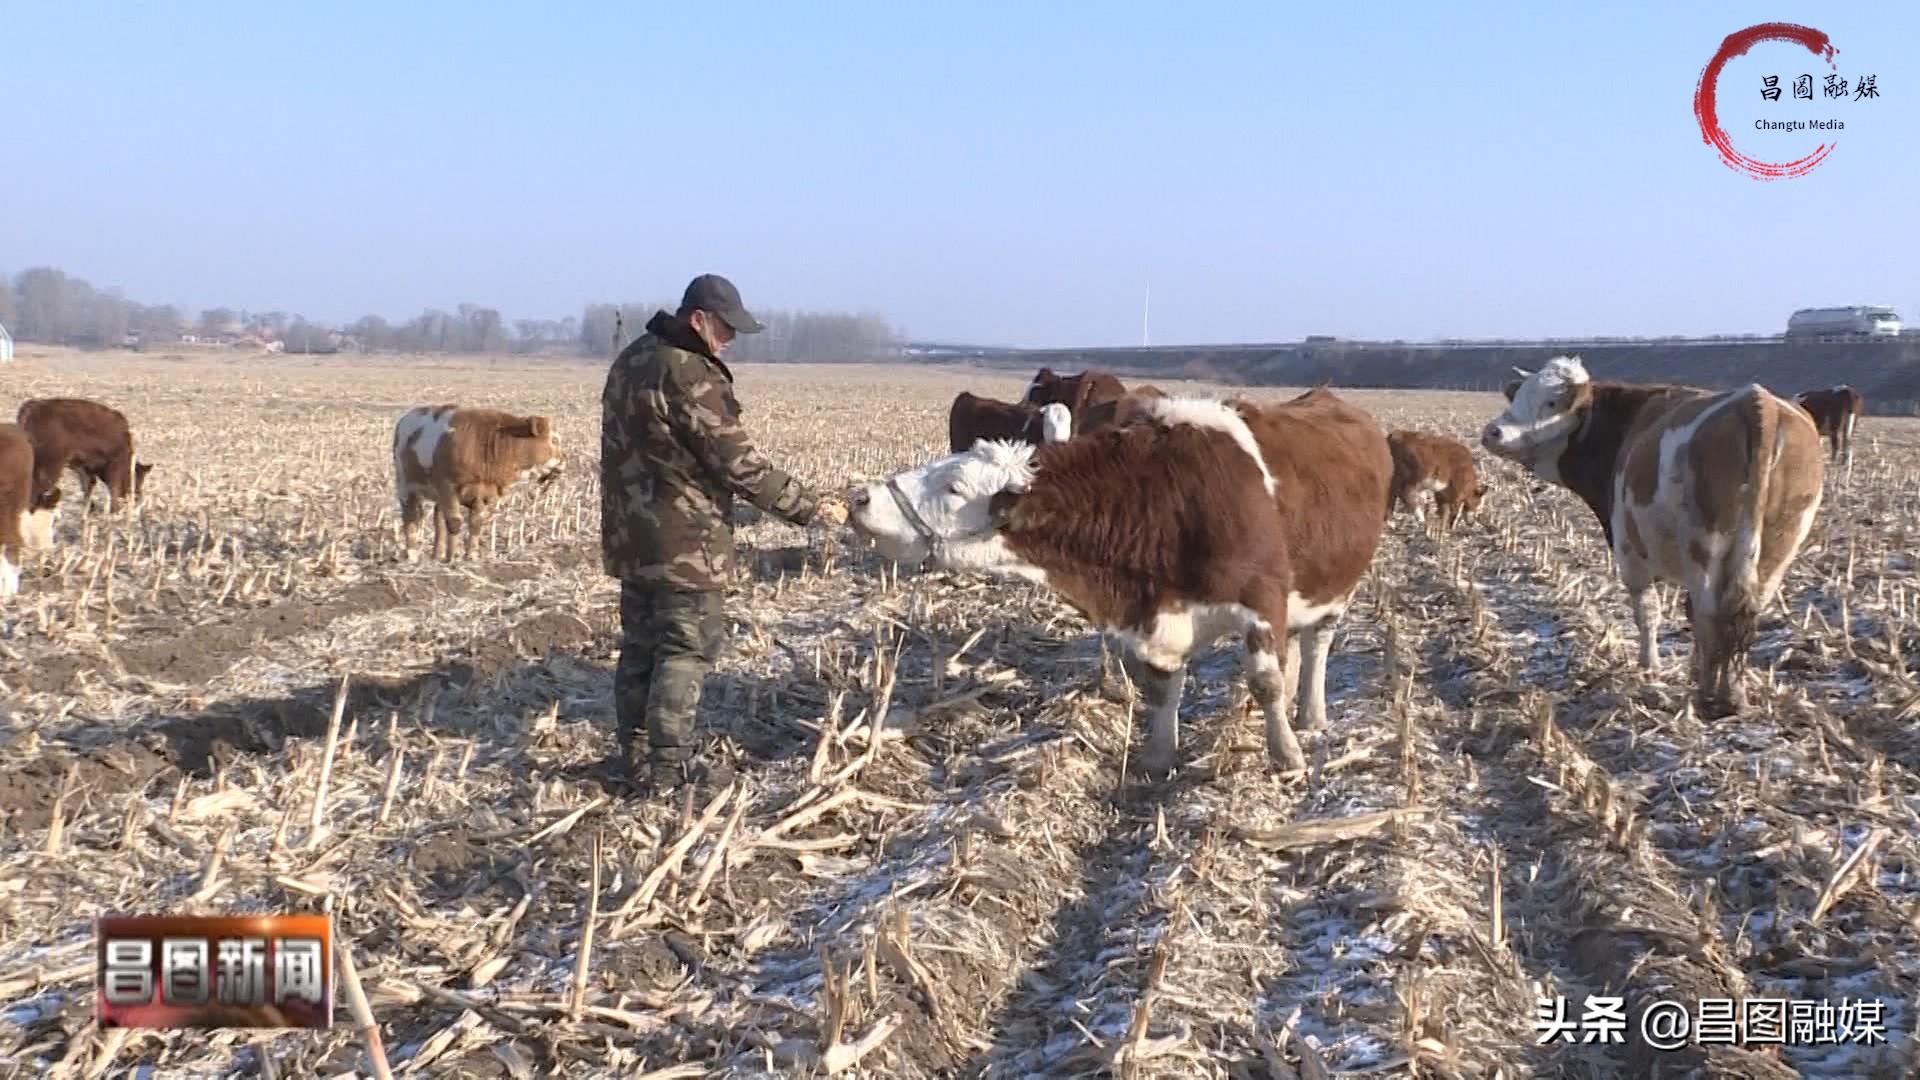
601, 273, 847, 795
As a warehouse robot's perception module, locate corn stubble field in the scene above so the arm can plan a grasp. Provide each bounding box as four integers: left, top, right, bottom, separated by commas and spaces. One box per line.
2, 348, 1919, 1079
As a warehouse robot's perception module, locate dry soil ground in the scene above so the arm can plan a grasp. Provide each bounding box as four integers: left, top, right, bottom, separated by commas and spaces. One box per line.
1, 348, 1918, 1079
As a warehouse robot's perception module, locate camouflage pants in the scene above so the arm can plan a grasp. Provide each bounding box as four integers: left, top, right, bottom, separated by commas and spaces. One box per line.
614, 580, 726, 768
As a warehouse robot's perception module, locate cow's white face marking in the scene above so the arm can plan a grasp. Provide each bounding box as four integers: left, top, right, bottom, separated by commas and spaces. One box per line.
1482, 356, 1589, 478
848, 439, 1039, 574
1040, 403, 1071, 443
1147, 397, 1276, 496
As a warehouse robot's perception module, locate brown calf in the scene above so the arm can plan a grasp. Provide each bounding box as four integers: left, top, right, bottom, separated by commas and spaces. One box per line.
1793, 385, 1863, 472
1483, 357, 1825, 717
947, 392, 1072, 453
1387, 429, 1483, 528
849, 388, 1393, 775
1022, 367, 1128, 424
392, 405, 565, 561
15, 397, 152, 513
0, 423, 60, 596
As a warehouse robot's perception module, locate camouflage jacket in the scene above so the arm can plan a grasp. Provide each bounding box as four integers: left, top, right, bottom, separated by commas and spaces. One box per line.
600, 311, 820, 588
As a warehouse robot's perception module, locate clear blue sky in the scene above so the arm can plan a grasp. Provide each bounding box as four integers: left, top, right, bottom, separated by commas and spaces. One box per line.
3, 2, 1914, 347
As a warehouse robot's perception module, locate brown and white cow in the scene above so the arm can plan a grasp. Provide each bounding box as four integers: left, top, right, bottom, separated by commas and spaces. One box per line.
1793, 385, 1863, 473
0, 422, 60, 597
848, 388, 1393, 776
392, 405, 564, 561
1023, 367, 1128, 424
1482, 356, 1825, 717
1387, 429, 1484, 528
947, 392, 1072, 454
1075, 384, 1169, 436
15, 397, 152, 513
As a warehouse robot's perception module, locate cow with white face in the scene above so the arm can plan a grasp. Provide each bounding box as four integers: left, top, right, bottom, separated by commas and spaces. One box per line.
849, 388, 1393, 777
1481, 355, 1826, 717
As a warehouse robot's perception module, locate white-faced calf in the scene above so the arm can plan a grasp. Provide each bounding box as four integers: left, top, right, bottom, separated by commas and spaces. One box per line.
848, 388, 1393, 776
1482, 356, 1825, 717
947, 392, 1071, 454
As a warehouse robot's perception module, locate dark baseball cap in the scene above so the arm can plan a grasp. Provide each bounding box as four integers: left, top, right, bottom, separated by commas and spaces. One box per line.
679, 273, 765, 334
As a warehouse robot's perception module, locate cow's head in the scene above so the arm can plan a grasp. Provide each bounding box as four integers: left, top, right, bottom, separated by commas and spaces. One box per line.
1038, 403, 1071, 444
1024, 368, 1070, 407
519, 415, 565, 483
1482, 356, 1592, 475
1461, 474, 1486, 514
847, 439, 1036, 569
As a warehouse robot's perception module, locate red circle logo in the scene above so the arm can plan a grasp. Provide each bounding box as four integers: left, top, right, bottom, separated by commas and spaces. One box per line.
1694, 22, 1839, 180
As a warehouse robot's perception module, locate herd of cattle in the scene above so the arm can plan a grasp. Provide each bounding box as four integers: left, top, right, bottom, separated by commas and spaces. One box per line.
0, 366, 1875, 778
854, 364, 1869, 775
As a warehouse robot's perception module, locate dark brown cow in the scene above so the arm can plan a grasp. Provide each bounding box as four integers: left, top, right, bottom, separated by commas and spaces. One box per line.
1483, 357, 1825, 717
1793, 385, 1863, 472
848, 389, 1393, 776
0, 422, 60, 596
392, 404, 565, 561
1076, 384, 1169, 436
1387, 429, 1483, 528
947, 392, 1071, 453
15, 397, 152, 513
1023, 367, 1128, 424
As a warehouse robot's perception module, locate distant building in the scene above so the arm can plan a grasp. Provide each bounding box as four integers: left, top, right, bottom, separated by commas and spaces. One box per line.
1786, 305, 1902, 337
0, 321, 11, 363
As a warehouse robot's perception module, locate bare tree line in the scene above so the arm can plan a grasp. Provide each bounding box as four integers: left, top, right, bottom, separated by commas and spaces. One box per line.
0, 266, 907, 362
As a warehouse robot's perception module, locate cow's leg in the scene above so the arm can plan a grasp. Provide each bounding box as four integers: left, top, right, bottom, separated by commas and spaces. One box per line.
1247, 623, 1306, 772
0, 545, 18, 597
1843, 412, 1857, 479
1295, 612, 1341, 735
465, 495, 495, 560
398, 496, 422, 560
433, 500, 455, 562
1135, 658, 1187, 778
1614, 531, 1661, 674
1628, 586, 1661, 673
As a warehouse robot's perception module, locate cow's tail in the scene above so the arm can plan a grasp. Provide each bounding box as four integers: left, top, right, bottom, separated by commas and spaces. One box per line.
391, 410, 414, 513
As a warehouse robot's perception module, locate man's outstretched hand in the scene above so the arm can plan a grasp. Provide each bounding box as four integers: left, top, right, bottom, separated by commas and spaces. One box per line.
813, 493, 850, 527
